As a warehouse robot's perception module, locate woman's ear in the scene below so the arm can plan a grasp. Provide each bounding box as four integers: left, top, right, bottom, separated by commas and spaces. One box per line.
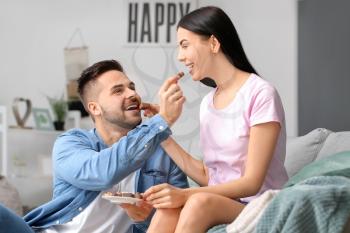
210, 35, 220, 53
87, 101, 101, 117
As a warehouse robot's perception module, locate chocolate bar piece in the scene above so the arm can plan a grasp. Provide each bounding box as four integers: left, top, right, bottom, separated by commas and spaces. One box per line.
104, 191, 142, 199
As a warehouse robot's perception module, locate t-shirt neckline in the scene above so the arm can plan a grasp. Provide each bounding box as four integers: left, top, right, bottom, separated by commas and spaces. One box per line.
209, 73, 255, 112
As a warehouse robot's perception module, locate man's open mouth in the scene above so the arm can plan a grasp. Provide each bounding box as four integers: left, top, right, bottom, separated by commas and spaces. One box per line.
125, 103, 140, 111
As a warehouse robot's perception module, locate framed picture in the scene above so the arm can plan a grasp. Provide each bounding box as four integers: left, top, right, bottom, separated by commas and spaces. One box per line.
32, 108, 54, 131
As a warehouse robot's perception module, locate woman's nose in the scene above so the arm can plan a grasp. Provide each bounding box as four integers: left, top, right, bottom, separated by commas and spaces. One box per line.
177, 50, 185, 62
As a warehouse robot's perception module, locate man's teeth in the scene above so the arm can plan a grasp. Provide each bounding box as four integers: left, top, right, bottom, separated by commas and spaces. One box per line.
126, 105, 138, 110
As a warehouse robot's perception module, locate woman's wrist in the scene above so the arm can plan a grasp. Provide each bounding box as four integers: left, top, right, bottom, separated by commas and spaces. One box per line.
182, 187, 196, 201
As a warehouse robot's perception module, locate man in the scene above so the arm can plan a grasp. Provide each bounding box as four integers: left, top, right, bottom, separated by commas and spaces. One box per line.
22, 59, 188, 232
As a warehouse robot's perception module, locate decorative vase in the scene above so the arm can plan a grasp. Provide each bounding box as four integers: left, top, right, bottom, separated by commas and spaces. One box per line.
12, 97, 32, 128
53, 121, 65, 131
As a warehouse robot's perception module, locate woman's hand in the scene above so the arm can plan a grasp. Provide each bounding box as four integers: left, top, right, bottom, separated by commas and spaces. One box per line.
119, 200, 153, 222
139, 102, 159, 118
143, 183, 189, 209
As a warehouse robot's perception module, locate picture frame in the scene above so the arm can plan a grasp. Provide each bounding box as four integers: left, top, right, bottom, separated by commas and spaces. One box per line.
32, 108, 54, 131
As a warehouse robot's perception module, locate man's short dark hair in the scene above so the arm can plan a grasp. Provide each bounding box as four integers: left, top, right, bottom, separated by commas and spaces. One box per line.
77, 59, 124, 103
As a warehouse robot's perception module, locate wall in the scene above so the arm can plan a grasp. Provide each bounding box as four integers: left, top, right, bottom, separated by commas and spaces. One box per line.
202, 0, 298, 137
298, 0, 350, 134
0, 0, 297, 149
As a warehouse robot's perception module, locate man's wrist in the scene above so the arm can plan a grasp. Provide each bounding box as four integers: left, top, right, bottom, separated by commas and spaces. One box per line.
161, 137, 173, 147
159, 112, 173, 126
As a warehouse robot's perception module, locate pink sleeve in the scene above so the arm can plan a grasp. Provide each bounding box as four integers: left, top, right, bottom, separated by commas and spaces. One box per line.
249, 86, 284, 127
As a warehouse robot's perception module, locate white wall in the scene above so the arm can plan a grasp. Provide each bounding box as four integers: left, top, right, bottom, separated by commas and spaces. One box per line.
0, 0, 297, 135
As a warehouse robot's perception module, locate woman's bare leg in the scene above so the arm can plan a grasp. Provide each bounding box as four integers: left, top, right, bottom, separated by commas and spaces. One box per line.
147, 208, 182, 233
174, 193, 245, 233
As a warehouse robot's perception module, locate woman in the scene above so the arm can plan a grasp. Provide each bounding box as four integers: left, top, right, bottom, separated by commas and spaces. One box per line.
143, 6, 288, 233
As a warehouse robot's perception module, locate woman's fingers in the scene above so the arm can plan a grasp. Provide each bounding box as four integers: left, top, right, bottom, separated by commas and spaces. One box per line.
153, 202, 173, 209
144, 184, 187, 209
144, 183, 169, 199
148, 196, 170, 205
146, 188, 170, 202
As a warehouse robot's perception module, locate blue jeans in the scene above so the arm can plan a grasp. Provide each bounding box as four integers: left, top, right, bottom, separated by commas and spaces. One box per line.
0, 204, 33, 233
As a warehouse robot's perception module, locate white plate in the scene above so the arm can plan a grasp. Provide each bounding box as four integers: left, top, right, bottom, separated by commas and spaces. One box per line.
102, 195, 142, 204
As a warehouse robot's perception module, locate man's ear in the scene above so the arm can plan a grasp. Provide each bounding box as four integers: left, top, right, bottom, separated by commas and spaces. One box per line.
87, 101, 101, 117
210, 35, 220, 53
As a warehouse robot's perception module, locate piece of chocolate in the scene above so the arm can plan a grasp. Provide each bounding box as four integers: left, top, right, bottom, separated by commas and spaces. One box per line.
104, 191, 142, 199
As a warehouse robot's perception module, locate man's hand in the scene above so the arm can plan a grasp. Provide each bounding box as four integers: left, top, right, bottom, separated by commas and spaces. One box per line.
119, 201, 153, 222
158, 72, 186, 126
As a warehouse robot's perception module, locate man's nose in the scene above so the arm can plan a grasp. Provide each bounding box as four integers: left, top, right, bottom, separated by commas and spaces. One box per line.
126, 88, 137, 99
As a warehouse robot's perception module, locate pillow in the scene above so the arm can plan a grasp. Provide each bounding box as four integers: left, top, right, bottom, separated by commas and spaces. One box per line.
284, 151, 350, 188
284, 128, 332, 177
317, 131, 350, 160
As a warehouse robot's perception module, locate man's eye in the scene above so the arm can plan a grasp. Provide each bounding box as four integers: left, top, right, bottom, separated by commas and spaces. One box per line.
113, 89, 122, 94
129, 86, 136, 90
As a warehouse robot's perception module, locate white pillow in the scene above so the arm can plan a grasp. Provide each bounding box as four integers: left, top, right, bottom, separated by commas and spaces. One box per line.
317, 131, 350, 160
284, 128, 332, 177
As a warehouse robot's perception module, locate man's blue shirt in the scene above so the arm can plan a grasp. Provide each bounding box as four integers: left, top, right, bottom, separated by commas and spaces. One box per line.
24, 115, 188, 232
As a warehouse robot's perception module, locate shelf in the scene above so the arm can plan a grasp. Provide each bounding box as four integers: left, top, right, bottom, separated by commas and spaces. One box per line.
4, 128, 59, 208
8, 176, 53, 208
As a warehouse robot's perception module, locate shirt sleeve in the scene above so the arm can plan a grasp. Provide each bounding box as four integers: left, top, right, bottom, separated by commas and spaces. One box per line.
53, 114, 171, 191
168, 161, 189, 189
249, 85, 285, 127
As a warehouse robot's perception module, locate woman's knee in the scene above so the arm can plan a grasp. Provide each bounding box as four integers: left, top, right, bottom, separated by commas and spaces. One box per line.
184, 192, 213, 212
179, 192, 214, 221
175, 193, 215, 232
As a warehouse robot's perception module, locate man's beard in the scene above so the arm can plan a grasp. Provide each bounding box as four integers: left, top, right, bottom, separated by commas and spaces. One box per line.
102, 109, 142, 130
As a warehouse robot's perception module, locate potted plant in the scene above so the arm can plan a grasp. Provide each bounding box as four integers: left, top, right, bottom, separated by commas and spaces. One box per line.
47, 94, 68, 131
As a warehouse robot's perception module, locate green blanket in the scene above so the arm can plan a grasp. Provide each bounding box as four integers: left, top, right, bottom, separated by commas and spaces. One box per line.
209, 151, 350, 233
255, 176, 350, 233
284, 151, 350, 188
256, 151, 350, 233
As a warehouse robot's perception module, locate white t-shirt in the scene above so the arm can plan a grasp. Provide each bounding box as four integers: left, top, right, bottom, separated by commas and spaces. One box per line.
200, 74, 288, 202
42, 172, 136, 233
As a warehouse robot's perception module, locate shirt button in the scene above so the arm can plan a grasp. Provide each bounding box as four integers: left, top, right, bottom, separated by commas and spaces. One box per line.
159, 125, 164, 130
144, 144, 148, 148
78, 207, 83, 211
56, 220, 60, 224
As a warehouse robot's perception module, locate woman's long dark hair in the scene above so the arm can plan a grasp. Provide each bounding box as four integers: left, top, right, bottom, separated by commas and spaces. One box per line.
177, 6, 257, 88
